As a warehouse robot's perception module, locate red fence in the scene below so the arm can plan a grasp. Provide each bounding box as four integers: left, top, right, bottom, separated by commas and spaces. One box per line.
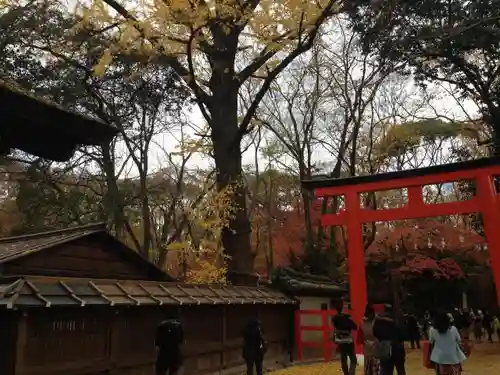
295, 309, 337, 362
295, 304, 384, 362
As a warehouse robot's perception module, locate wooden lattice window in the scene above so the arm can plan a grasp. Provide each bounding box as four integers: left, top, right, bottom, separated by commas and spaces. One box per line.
25, 310, 109, 367
112, 309, 162, 361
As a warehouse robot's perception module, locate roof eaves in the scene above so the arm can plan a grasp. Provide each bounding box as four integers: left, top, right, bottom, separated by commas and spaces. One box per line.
0, 222, 106, 243
0, 276, 298, 308
0, 226, 106, 264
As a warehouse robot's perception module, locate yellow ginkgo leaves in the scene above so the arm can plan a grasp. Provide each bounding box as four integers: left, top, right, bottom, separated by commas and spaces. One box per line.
93, 48, 113, 76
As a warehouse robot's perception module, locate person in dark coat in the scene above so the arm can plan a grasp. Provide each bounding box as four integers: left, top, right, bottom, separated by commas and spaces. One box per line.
454, 309, 471, 339
482, 310, 494, 343
242, 318, 266, 375
373, 304, 406, 375
155, 315, 184, 375
405, 313, 420, 349
332, 299, 358, 375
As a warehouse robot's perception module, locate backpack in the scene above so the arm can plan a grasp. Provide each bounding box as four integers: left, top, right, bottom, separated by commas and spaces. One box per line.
334, 329, 354, 344
373, 339, 392, 360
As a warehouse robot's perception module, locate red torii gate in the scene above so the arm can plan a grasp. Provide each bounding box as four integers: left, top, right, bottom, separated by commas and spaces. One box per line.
302, 157, 500, 326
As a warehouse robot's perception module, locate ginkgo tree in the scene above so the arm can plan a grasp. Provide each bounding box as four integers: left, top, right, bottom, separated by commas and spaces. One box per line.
165, 181, 237, 284
72, 0, 341, 282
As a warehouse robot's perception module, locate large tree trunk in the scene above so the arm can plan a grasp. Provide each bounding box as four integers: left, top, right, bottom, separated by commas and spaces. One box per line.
211, 114, 254, 282
210, 66, 254, 285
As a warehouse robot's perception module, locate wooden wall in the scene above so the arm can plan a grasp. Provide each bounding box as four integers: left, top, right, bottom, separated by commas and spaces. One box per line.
0, 311, 18, 375
11, 304, 293, 375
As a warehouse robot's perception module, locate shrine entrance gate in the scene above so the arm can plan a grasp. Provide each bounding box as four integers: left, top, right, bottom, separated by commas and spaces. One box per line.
301, 158, 500, 327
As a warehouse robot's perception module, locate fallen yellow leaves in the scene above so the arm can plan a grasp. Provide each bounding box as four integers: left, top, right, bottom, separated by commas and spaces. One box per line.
270, 343, 500, 375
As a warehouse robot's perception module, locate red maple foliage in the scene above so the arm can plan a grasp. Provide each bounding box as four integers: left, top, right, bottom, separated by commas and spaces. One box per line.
269, 199, 337, 267
398, 255, 465, 280
366, 219, 487, 281
255, 193, 488, 281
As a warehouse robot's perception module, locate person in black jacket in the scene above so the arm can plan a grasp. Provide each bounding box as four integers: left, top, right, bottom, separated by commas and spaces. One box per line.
242, 318, 267, 375
483, 310, 494, 343
405, 313, 420, 349
155, 315, 184, 375
373, 304, 406, 375
332, 300, 358, 375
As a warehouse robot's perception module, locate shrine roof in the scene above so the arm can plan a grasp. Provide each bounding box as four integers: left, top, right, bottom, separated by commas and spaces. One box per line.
0, 275, 296, 308
302, 157, 500, 190
271, 267, 346, 297
0, 223, 105, 263
0, 79, 118, 161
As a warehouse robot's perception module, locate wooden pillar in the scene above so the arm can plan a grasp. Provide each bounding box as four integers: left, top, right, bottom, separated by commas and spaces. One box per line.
14, 312, 28, 375
476, 172, 500, 305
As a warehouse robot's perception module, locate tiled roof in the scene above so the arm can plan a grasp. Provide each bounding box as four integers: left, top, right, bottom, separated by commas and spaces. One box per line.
0, 276, 296, 308
272, 267, 346, 297
0, 223, 106, 263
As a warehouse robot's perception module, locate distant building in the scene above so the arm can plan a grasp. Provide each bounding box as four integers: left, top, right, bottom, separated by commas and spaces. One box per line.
271, 267, 347, 360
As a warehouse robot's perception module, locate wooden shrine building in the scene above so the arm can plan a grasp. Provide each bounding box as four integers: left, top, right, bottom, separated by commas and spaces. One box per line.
0, 224, 296, 375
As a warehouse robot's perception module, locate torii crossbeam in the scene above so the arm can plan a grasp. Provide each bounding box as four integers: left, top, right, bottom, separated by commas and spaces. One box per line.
302, 157, 500, 325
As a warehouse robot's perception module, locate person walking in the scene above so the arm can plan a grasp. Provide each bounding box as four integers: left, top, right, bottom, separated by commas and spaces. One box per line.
405, 313, 421, 350
455, 309, 471, 340
332, 300, 358, 375
421, 312, 431, 340
155, 315, 184, 375
472, 312, 483, 343
429, 311, 466, 375
357, 303, 381, 375
373, 304, 406, 375
242, 318, 266, 375
493, 314, 500, 342
482, 310, 494, 343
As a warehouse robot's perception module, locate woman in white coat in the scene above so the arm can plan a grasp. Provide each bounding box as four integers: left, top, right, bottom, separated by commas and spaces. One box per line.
429, 311, 466, 375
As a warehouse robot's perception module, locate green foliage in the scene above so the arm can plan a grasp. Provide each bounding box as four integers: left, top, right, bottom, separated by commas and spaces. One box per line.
375, 119, 464, 158
347, 0, 500, 150
11, 164, 106, 234
0, 1, 191, 257
288, 237, 345, 282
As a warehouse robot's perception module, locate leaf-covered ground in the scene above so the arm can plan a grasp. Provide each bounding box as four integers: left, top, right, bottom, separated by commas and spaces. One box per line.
271, 343, 500, 375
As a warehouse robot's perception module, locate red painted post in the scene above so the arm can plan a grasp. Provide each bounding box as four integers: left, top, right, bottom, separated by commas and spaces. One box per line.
345, 191, 368, 336
294, 310, 303, 361
476, 172, 500, 304
321, 310, 331, 361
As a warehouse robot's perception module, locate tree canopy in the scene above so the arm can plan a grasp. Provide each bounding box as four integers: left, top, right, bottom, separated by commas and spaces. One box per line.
0, 0, 495, 297
347, 0, 500, 151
